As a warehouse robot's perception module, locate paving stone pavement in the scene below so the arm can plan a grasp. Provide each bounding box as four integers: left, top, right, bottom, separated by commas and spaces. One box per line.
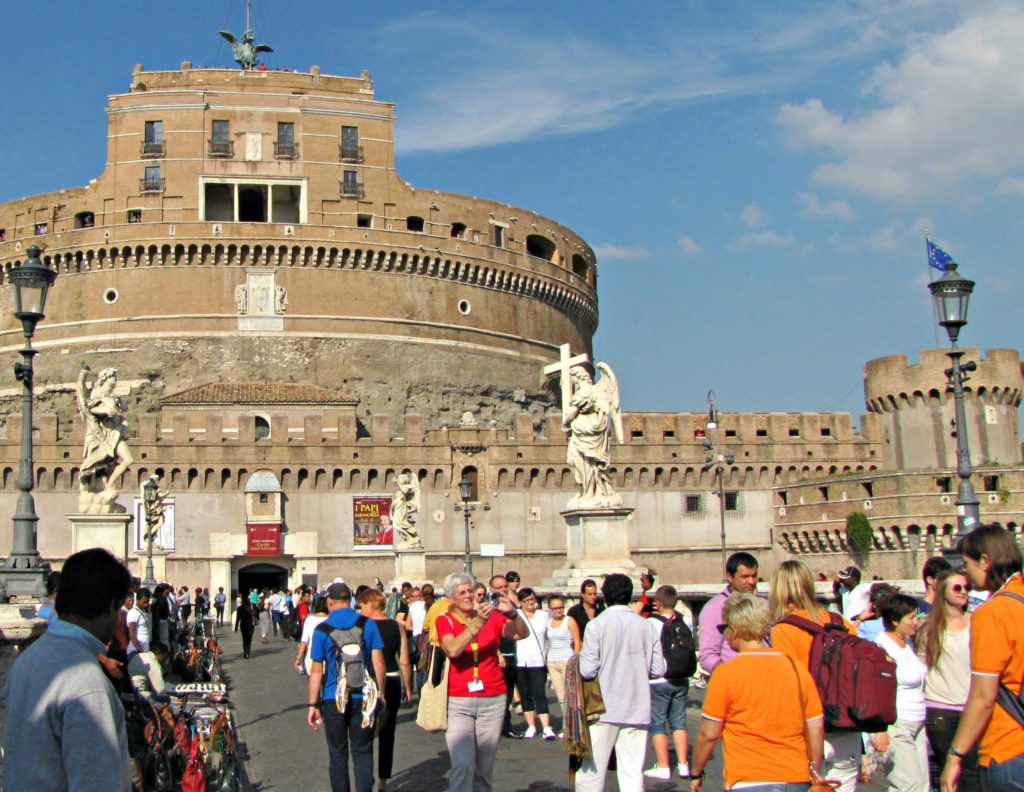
217, 625, 889, 791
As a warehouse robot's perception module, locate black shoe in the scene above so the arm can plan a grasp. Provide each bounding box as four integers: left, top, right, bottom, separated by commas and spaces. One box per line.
502, 729, 525, 739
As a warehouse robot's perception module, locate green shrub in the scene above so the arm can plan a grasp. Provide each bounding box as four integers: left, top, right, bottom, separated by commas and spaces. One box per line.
846, 512, 873, 557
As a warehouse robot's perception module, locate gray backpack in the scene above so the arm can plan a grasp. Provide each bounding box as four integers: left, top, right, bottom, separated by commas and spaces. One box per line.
317, 616, 367, 691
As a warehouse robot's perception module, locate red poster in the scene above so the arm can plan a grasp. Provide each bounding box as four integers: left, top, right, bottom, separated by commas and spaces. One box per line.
353, 496, 392, 549
247, 523, 281, 556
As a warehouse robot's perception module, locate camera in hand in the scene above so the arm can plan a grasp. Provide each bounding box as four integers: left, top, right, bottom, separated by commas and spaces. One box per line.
488, 592, 501, 608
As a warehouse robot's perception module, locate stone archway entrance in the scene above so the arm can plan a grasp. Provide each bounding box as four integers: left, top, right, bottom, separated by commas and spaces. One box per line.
237, 562, 288, 597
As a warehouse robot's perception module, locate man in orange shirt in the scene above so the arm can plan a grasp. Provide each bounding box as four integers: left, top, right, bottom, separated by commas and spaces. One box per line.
941, 525, 1024, 791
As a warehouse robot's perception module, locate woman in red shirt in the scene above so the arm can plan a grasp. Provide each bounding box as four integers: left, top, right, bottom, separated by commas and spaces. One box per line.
436, 572, 528, 792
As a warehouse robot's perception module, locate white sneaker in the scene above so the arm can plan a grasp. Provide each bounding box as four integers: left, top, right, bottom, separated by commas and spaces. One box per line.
678, 763, 691, 778
523, 726, 537, 739
542, 727, 557, 740
643, 765, 671, 780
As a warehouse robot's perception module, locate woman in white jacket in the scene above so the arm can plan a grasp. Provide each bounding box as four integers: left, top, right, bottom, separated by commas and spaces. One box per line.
514, 587, 556, 740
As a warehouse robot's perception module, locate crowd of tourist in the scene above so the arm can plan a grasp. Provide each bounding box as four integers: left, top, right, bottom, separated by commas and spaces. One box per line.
6, 523, 1024, 792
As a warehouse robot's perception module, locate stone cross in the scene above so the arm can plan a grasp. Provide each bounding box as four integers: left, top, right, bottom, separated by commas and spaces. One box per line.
543, 343, 590, 414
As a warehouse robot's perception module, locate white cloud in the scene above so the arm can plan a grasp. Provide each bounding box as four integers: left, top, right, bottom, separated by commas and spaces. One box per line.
798, 192, 853, 220
594, 244, 649, 261
997, 178, 1024, 196
868, 223, 901, 252
726, 231, 795, 251
677, 236, 702, 256
778, 6, 1024, 202
741, 203, 768, 228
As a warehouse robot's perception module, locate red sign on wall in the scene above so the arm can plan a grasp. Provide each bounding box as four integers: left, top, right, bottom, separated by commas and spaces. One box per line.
247, 523, 281, 556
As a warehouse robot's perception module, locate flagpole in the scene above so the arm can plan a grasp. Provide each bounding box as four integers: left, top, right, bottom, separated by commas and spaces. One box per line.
926, 235, 941, 349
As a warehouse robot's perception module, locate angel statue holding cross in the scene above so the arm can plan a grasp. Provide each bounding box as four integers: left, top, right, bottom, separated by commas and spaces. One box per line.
545, 345, 623, 509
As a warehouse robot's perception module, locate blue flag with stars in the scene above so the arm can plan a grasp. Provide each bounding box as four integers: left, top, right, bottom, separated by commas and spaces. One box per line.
927, 238, 955, 272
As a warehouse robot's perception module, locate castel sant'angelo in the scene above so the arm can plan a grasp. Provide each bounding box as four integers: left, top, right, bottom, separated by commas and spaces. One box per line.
0, 42, 1021, 597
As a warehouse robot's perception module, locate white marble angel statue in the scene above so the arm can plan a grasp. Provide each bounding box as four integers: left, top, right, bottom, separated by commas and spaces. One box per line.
391, 472, 423, 550
562, 363, 623, 509
77, 364, 133, 513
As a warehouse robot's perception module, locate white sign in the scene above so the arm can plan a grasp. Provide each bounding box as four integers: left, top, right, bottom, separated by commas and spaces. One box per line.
479, 543, 505, 558
133, 497, 175, 552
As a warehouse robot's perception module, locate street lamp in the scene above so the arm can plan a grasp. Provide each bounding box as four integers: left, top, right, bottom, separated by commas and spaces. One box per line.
454, 476, 475, 574
141, 476, 160, 587
928, 260, 980, 553
0, 246, 58, 600
702, 390, 734, 582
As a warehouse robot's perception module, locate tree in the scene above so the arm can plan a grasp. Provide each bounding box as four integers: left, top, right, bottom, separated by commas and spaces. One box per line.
846, 512, 873, 558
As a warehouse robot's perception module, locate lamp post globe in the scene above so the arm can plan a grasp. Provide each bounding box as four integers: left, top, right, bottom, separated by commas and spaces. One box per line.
0, 246, 58, 600
929, 265, 975, 343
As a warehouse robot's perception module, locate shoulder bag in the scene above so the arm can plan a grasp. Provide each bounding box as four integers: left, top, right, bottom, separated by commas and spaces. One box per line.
416, 615, 451, 732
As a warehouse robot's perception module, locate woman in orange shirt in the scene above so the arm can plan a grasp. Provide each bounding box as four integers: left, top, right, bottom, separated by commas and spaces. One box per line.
941, 525, 1024, 792
691, 591, 824, 791
769, 560, 864, 792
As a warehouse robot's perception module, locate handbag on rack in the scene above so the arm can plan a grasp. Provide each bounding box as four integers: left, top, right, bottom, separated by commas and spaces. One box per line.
416, 645, 450, 732
181, 733, 207, 792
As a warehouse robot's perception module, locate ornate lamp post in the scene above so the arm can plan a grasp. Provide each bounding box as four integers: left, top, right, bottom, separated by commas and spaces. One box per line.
702, 390, 734, 582
0, 246, 58, 600
928, 261, 980, 552
454, 476, 475, 575
141, 476, 160, 587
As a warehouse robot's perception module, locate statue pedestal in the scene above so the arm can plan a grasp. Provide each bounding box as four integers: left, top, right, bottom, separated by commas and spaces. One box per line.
69, 513, 134, 563
542, 506, 645, 590
390, 549, 427, 588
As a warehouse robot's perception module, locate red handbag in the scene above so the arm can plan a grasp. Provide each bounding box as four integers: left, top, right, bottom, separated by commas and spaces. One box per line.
181, 734, 206, 792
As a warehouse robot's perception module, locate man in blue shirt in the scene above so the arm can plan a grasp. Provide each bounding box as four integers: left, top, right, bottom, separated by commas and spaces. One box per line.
307, 582, 386, 792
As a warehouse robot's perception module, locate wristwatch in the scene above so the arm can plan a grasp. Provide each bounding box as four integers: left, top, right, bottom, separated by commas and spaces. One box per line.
948, 745, 967, 758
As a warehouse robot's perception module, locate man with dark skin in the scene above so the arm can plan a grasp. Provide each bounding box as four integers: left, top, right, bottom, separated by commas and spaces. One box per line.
490, 573, 524, 738
568, 579, 605, 652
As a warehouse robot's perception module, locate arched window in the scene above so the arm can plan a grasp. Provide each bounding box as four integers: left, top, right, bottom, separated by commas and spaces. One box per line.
255, 415, 271, 440
460, 466, 479, 501
526, 234, 556, 261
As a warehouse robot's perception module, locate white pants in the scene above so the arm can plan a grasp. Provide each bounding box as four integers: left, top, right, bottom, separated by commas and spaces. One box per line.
574, 721, 647, 792
824, 730, 862, 792
886, 720, 928, 792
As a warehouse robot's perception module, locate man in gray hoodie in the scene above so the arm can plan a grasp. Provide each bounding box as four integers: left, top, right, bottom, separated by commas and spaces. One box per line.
4, 548, 133, 792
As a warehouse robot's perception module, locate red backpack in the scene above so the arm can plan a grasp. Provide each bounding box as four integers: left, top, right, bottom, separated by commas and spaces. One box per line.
781, 612, 897, 732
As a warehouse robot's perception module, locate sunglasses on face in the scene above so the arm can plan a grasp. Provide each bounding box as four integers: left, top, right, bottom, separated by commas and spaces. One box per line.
950, 584, 967, 593
716, 623, 731, 635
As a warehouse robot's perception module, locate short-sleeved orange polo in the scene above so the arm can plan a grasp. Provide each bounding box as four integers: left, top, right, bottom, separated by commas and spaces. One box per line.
701, 647, 823, 788
971, 575, 1024, 767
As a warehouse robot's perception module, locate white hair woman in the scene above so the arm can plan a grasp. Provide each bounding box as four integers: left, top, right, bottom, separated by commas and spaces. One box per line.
436, 571, 528, 792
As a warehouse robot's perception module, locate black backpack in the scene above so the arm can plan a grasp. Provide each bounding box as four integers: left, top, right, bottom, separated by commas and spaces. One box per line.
653, 612, 697, 684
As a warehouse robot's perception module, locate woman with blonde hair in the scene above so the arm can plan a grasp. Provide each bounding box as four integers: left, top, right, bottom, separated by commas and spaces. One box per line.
770, 559, 862, 792
690, 592, 824, 790
916, 569, 979, 790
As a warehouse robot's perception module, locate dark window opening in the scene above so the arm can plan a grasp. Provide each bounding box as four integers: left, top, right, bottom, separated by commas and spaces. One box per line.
788, 428, 800, 437
407, 216, 425, 232
357, 213, 372, 228
724, 491, 740, 511
725, 429, 737, 437
631, 430, 643, 439
340, 126, 362, 161
526, 234, 556, 261
937, 476, 953, 493
35, 222, 48, 235
756, 428, 768, 437
451, 222, 467, 238
210, 120, 232, 156
275, 122, 297, 159
685, 494, 701, 513
127, 210, 142, 224
0, 228, 6, 242
572, 254, 589, 280
984, 475, 1000, 492
239, 186, 268, 222
204, 184, 234, 222
779, 490, 788, 505
820, 427, 832, 437
493, 225, 504, 248
270, 184, 300, 223
143, 120, 164, 156
863, 482, 874, 498
75, 212, 95, 229
255, 416, 271, 440
341, 170, 363, 198
461, 466, 479, 501
819, 486, 829, 502
663, 430, 675, 439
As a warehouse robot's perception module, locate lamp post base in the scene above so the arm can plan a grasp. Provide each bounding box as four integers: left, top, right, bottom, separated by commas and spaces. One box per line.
0, 560, 50, 600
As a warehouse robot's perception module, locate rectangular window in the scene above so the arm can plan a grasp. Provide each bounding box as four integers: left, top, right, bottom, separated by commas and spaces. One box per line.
725, 429, 737, 437
141, 166, 163, 193
142, 120, 164, 157
681, 493, 703, 517
210, 120, 232, 157
983, 475, 1000, 492
937, 476, 953, 493
341, 170, 362, 198
788, 427, 800, 437
275, 122, 297, 158
0, 228, 6, 242
200, 178, 306, 224
127, 210, 142, 223
34, 222, 48, 235
340, 126, 362, 161
756, 428, 768, 437
493, 224, 504, 248
724, 491, 740, 511
685, 494, 701, 513
820, 427, 832, 437
357, 213, 372, 228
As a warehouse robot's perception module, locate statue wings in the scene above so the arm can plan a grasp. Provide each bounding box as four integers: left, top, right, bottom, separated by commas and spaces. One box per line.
254, 45, 274, 54
595, 362, 623, 444
219, 30, 237, 45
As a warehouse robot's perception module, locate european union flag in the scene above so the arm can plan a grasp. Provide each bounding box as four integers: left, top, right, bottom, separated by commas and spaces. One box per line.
927, 238, 955, 272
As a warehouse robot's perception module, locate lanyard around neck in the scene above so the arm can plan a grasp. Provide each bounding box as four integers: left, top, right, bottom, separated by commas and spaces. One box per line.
450, 611, 480, 678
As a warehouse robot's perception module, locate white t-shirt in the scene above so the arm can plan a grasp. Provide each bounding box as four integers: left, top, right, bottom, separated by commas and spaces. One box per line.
515, 609, 550, 668
409, 600, 427, 636
842, 582, 873, 621
876, 632, 927, 723
127, 606, 151, 656
178, 591, 191, 608
300, 614, 329, 674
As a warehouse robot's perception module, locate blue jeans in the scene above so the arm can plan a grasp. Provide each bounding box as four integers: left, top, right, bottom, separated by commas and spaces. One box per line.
983, 752, 1024, 791
321, 698, 375, 792
649, 681, 688, 736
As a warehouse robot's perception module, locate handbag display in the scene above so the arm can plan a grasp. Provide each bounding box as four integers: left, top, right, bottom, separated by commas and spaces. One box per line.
416, 646, 450, 732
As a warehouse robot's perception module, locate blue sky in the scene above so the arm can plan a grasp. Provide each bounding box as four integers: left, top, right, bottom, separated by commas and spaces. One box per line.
2, 1, 1021, 425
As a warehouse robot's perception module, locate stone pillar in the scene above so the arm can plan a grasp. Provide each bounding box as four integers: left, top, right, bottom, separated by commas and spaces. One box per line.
389, 549, 427, 588
542, 506, 643, 590
69, 513, 134, 564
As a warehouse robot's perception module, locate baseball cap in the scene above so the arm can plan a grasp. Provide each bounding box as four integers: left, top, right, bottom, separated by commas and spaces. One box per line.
837, 566, 859, 581
326, 582, 352, 601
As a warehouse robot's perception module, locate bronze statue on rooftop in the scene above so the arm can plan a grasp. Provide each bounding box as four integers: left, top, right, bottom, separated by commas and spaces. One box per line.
219, 29, 273, 70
